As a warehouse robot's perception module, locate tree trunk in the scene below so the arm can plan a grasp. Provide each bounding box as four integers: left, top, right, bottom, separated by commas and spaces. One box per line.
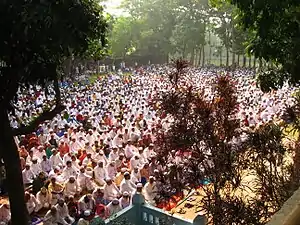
253, 58, 256, 68
190, 48, 195, 66
219, 50, 223, 66
237, 55, 240, 66
248, 55, 252, 68
226, 47, 229, 67
243, 56, 247, 67
232, 52, 235, 66
198, 47, 202, 66
202, 45, 205, 67
209, 32, 212, 64
259, 58, 263, 68
0, 109, 29, 225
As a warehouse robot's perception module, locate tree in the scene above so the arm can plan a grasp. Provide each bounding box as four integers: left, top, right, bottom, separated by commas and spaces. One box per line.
227, 0, 300, 89
151, 60, 296, 224
0, 1, 107, 224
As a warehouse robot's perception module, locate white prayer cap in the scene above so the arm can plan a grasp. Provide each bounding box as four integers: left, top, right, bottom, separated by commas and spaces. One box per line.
137, 183, 143, 188
84, 210, 91, 216
123, 191, 129, 197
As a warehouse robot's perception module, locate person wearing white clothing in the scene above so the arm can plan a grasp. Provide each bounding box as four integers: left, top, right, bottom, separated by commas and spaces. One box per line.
64, 176, 81, 197
77, 167, 95, 192
131, 167, 141, 184
25, 192, 39, 214
43, 207, 62, 225
36, 187, 52, 211
103, 178, 121, 201
31, 158, 43, 177
108, 147, 119, 162
62, 161, 78, 180
41, 155, 52, 174
78, 194, 96, 216
144, 176, 158, 205
63, 153, 72, 165
120, 172, 137, 195
50, 150, 63, 168
0, 204, 10, 224
106, 161, 117, 180
107, 199, 122, 216
55, 199, 75, 225
94, 151, 108, 166
22, 164, 35, 185
94, 161, 108, 186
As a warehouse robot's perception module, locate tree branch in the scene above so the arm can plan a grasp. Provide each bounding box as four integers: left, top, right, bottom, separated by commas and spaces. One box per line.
12, 104, 65, 136
12, 76, 65, 136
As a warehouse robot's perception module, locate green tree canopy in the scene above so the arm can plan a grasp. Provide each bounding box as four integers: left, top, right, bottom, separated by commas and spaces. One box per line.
0, 1, 107, 224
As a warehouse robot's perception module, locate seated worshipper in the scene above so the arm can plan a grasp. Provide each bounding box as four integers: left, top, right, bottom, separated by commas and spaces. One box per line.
124, 140, 136, 159
63, 152, 72, 166
49, 166, 64, 184
106, 161, 117, 180
115, 153, 127, 172
94, 150, 108, 166
114, 167, 127, 187
93, 188, 109, 205
48, 177, 64, 205
108, 147, 119, 162
67, 195, 79, 220
129, 155, 141, 170
22, 164, 35, 185
137, 147, 147, 165
77, 167, 95, 192
0, 204, 10, 225
78, 194, 96, 216
31, 157, 43, 177
144, 176, 158, 205
55, 199, 75, 225
140, 163, 150, 185
35, 146, 46, 162
94, 161, 107, 186
95, 204, 109, 220
41, 155, 52, 174
36, 187, 52, 211
71, 155, 80, 170
107, 199, 122, 217
120, 192, 131, 209
50, 149, 63, 169
64, 176, 81, 197
82, 153, 93, 166
58, 140, 70, 157
32, 171, 47, 195
133, 183, 144, 196
25, 191, 39, 214
120, 172, 136, 195
131, 167, 141, 184
103, 178, 121, 201
77, 210, 93, 225
43, 207, 60, 225
62, 161, 78, 180
26, 150, 34, 165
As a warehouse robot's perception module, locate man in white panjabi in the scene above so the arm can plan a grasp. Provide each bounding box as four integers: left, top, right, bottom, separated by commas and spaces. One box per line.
25, 192, 39, 214
36, 187, 52, 212
120, 172, 136, 195
103, 178, 121, 201
55, 199, 75, 225
64, 176, 81, 197
77, 167, 95, 192
94, 161, 107, 186
62, 161, 78, 180
144, 176, 158, 205
107, 199, 122, 216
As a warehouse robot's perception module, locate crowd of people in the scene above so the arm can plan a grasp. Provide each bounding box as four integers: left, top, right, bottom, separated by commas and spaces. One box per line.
0, 65, 297, 225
